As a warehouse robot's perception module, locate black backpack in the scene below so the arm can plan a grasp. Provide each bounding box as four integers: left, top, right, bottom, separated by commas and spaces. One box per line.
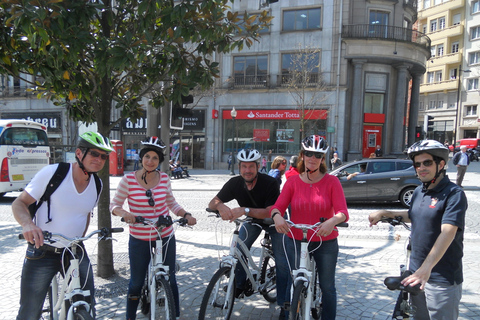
28, 162, 101, 223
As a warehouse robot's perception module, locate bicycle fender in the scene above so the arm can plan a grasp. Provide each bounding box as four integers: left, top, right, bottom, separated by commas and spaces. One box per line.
293, 276, 309, 288
220, 255, 237, 269
66, 300, 91, 320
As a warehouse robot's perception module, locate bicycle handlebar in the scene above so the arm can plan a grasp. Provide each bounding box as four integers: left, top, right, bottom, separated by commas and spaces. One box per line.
18, 227, 124, 242
285, 219, 349, 230
380, 216, 411, 231
206, 208, 274, 226
121, 215, 189, 227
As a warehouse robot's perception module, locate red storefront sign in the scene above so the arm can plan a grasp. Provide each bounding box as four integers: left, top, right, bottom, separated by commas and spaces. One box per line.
253, 129, 270, 142
222, 109, 328, 120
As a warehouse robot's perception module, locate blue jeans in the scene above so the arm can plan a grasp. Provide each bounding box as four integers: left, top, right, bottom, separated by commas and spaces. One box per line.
127, 235, 179, 319
285, 238, 339, 320
236, 222, 290, 308
17, 243, 95, 320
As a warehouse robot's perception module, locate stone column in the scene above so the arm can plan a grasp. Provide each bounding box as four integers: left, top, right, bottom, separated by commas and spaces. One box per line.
347, 59, 366, 160
408, 73, 421, 146
391, 64, 410, 155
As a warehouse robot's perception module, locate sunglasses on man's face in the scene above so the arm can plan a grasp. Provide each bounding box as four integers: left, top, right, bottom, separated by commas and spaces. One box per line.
88, 150, 109, 161
413, 159, 434, 168
304, 151, 323, 159
146, 189, 155, 207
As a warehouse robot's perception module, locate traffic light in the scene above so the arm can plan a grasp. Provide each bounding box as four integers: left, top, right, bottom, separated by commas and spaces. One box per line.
423, 115, 434, 133
181, 94, 193, 105
415, 126, 423, 141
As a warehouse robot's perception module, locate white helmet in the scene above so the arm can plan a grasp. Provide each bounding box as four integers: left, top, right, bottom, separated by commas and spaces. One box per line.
141, 136, 166, 149
302, 135, 329, 154
237, 149, 262, 163
407, 140, 449, 163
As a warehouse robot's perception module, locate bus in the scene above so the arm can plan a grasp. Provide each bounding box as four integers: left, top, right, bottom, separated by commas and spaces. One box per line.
0, 119, 50, 196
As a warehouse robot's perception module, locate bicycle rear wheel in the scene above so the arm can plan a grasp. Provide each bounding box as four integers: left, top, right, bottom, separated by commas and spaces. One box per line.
199, 267, 235, 320
289, 280, 307, 320
151, 277, 176, 320
260, 255, 277, 303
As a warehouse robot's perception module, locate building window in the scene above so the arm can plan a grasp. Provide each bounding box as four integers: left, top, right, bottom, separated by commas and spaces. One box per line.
427, 72, 434, 83
472, 26, 480, 40
469, 51, 480, 65
281, 52, 321, 85
424, 0, 430, 9
437, 100, 443, 109
430, 20, 437, 32
364, 93, 385, 114
439, 17, 445, 30
473, 1, 480, 14
437, 44, 444, 56
430, 46, 436, 57
233, 55, 268, 87
465, 105, 477, 116
419, 102, 424, 110
453, 14, 461, 26
283, 7, 321, 31
448, 103, 456, 109
468, 78, 479, 90
368, 10, 389, 37
452, 42, 459, 54
435, 71, 442, 82
450, 68, 458, 80
428, 101, 436, 109
237, 14, 270, 34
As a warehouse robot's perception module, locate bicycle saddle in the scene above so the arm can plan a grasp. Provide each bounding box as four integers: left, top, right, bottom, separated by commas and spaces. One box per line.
384, 270, 422, 295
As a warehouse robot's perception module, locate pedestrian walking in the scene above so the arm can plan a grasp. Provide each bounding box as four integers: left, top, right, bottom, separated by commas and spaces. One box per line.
133, 151, 140, 171
374, 145, 383, 157
452, 145, 470, 187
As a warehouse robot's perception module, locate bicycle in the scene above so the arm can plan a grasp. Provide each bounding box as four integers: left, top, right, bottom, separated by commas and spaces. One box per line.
19, 227, 124, 320
381, 216, 422, 320
198, 208, 277, 320
286, 219, 348, 320
122, 215, 188, 320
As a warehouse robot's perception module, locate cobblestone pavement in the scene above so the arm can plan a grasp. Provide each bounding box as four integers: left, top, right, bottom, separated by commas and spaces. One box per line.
1, 160, 479, 319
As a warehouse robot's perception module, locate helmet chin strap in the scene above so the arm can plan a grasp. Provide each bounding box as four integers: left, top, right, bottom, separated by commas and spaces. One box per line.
305, 167, 319, 181
141, 169, 157, 184
75, 150, 94, 181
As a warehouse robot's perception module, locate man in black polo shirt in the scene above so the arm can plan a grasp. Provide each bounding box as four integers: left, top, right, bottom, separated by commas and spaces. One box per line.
369, 140, 467, 319
209, 148, 289, 319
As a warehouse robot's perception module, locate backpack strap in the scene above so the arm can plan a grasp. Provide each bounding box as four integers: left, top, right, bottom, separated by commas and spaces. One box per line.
91, 173, 102, 203
29, 162, 70, 223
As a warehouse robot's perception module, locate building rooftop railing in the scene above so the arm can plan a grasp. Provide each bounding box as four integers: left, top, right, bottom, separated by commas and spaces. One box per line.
342, 24, 431, 53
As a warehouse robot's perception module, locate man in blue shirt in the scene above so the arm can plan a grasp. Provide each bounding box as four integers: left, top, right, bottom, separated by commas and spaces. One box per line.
452, 145, 470, 187
369, 140, 467, 319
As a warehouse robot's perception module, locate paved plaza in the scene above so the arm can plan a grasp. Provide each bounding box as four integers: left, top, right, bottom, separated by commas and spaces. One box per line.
1, 161, 479, 319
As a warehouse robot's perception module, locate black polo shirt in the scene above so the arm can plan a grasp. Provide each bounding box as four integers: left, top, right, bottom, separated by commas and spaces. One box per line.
408, 175, 467, 285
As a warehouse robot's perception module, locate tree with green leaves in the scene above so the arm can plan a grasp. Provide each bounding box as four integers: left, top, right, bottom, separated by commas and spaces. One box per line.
0, 0, 271, 277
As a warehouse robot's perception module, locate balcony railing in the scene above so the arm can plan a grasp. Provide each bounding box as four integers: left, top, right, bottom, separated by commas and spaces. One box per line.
233, 75, 267, 88
342, 24, 431, 53
280, 73, 321, 87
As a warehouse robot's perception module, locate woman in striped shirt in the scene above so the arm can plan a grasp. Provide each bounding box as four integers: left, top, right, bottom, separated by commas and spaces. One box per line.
110, 136, 196, 320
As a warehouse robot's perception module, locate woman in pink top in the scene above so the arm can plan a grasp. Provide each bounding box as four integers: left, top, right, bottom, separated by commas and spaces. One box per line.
110, 136, 196, 320
271, 135, 348, 320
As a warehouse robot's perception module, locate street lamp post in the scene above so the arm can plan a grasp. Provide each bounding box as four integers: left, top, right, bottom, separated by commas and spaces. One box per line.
454, 65, 471, 147
230, 107, 237, 175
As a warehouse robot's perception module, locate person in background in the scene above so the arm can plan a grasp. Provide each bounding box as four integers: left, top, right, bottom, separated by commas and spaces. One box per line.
227, 152, 233, 171
268, 156, 287, 187
369, 152, 376, 158
369, 140, 467, 319
285, 155, 299, 180
260, 156, 267, 173
110, 136, 196, 320
330, 152, 342, 170
271, 135, 349, 320
13, 131, 114, 319
452, 145, 469, 188
347, 163, 367, 180
374, 145, 383, 157
133, 150, 140, 171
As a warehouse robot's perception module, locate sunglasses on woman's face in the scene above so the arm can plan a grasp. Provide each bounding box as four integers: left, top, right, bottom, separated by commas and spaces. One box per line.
304, 151, 323, 159
413, 159, 434, 168
146, 189, 155, 207
88, 150, 109, 161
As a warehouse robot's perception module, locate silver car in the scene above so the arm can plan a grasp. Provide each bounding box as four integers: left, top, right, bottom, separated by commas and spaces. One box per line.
330, 158, 421, 208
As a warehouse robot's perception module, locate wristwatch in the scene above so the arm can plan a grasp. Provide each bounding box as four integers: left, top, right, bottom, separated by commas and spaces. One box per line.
244, 208, 250, 216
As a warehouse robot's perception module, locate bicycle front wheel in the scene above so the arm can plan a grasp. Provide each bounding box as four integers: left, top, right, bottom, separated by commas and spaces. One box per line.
289, 280, 307, 320
73, 307, 94, 320
260, 255, 277, 303
151, 276, 176, 320
199, 267, 235, 320
311, 276, 322, 320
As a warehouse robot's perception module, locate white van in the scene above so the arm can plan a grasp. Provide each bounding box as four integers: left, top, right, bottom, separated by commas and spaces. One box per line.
0, 119, 50, 196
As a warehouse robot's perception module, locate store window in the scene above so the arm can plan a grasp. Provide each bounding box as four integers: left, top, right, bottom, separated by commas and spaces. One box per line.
364, 93, 384, 114
283, 7, 321, 31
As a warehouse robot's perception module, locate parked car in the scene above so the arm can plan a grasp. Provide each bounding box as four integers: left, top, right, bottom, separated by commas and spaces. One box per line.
330, 158, 421, 208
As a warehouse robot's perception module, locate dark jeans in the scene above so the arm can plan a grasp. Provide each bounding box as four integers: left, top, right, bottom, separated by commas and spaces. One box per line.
236, 222, 290, 308
285, 238, 339, 320
127, 235, 179, 319
17, 244, 95, 320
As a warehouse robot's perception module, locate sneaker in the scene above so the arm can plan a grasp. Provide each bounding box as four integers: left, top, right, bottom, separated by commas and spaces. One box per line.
278, 307, 286, 320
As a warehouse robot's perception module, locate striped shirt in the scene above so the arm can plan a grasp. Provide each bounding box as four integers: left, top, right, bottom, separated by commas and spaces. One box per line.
110, 171, 182, 240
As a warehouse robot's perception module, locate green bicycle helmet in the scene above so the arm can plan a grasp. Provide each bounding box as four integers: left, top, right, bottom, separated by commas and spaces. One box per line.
77, 132, 114, 153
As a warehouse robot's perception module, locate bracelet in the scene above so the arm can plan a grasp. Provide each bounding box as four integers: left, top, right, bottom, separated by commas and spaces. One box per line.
183, 212, 192, 218
271, 212, 280, 219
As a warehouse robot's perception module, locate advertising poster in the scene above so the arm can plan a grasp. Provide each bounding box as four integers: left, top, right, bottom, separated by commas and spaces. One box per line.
276, 129, 294, 142
253, 129, 270, 142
